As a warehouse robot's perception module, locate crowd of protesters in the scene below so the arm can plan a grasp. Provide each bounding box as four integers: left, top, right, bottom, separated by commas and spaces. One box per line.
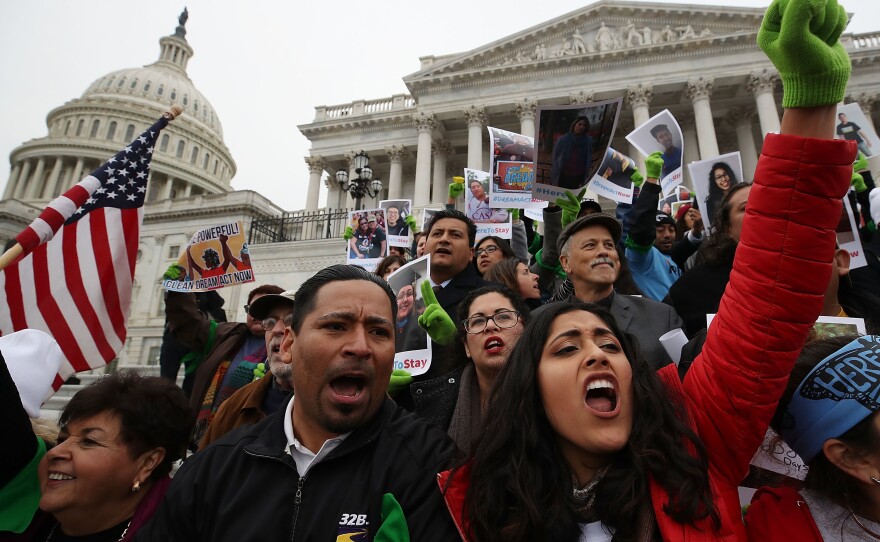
3, 0, 880, 540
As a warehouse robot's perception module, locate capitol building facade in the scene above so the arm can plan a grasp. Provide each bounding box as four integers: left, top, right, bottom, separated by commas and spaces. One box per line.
1, 1, 879, 368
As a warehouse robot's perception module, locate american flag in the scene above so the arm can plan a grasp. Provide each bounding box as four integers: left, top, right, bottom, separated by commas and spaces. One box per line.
0, 114, 172, 389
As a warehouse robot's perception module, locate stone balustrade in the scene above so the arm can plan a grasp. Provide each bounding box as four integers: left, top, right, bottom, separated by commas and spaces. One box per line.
314, 94, 416, 121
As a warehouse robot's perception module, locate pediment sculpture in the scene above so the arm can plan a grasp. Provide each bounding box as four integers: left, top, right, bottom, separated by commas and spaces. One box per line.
495, 20, 714, 66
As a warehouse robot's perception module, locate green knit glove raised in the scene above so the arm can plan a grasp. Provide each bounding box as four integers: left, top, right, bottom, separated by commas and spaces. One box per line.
449, 182, 465, 199
852, 172, 868, 193
757, 0, 850, 108
386, 369, 413, 397
343, 226, 354, 240
162, 264, 185, 281
630, 169, 645, 188
404, 214, 417, 232
555, 188, 586, 228
645, 151, 664, 179
854, 152, 869, 173
509, 208, 520, 221
417, 280, 457, 346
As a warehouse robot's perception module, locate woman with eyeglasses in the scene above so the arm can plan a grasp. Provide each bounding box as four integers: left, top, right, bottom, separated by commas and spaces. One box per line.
473, 236, 515, 276
410, 284, 531, 454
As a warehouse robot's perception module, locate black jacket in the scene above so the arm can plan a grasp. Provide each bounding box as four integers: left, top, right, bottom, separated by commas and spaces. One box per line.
135, 398, 459, 541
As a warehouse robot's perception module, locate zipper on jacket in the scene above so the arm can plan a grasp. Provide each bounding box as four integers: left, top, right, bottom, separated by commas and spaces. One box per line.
290, 475, 305, 541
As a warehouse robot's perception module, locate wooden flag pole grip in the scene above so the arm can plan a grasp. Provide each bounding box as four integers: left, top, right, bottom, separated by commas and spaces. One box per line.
0, 243, 23, 273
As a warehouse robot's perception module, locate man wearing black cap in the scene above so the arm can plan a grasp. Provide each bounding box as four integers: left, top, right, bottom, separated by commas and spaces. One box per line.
198, 290, 296, 449
624, 152, 683, 301
552, 212, 683, 368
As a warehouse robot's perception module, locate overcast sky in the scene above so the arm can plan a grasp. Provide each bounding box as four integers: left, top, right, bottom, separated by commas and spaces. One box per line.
1, 0, 877, 211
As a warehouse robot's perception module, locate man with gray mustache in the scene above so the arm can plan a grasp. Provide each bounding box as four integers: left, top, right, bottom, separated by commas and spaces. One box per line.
547, 213, 683, 368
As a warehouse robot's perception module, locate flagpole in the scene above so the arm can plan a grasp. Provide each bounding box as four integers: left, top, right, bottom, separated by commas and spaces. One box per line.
0, 106, 183, 273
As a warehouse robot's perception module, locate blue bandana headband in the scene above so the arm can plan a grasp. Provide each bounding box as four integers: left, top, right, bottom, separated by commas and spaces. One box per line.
782, 335, 880, 463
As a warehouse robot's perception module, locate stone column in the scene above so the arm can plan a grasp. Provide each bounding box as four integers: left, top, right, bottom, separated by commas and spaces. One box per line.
385, 145, 407, 200
463, 106, 487, 170
70, 158, 84, 189
727, 108, 759, 180
677, 113, 700, 187
515, 98, 537, 139
183, 183, 192, 198
432, 140, 451, 205
413, 112, 435, 207
44, 157, 64, 199
24, 158, 46, 200
304, 155, 325, 212
686, 77, 719, 159
627, 84, 653, 172
747, 69, 781, 138
162, 177, 174, 200
13, 160, 31, 199
4, 162, 22, 199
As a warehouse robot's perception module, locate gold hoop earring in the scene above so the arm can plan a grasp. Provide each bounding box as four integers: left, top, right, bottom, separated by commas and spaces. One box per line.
132, 480, 141, 493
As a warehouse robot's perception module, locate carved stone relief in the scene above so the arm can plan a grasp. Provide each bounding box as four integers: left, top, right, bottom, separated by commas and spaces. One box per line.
495, 20, 715, 66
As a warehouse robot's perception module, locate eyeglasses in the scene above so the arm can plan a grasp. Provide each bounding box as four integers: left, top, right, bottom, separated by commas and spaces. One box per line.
475, 245, 499, 258
261, 313, 294, 331
243, 304, 250, 313
714, 172, 729, 181
462, 310, 520, 334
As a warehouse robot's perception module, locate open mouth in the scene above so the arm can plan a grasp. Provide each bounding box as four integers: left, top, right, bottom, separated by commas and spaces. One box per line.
584, 378, 619, 416
483, 336, 505, 355
48, 473, 75, 481
329, 375, 366, 400
435, 247, 451, 255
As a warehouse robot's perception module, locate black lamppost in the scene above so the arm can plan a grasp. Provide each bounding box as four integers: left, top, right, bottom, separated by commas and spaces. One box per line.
336, 151, 383, 210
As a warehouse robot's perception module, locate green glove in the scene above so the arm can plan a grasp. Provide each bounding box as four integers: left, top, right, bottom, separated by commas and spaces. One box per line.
374, 493, 410, 542
387, 369, 412, 397
528, 231, 543, 255
253, 362, 266, 382
162, 264, 184, 281
417, 280, 457, 346
555, 188, 586, 228
630, 169, 645, 188
404, 214, 417, 232
854, 152, 869, 173
645, 151, 664, 179
852, 172, 868, 193
510, 208, 520, 221
343, 226, 354, 240
449, 182, 465, 199
757, 0, 850, 108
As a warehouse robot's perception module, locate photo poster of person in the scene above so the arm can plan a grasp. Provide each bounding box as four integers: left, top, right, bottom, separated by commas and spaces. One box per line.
420, 207, 443, 231
387, 255, 432, 376
657, 187, 692, 214
687, 151, 744, 223
464, 168, 512, 239
379, 199, 412, 248
345, 208, 387, 273
533, 97, 622, 203
487, 126, 536, 209
839, 193, 868, 269
626, 109, 684, 197
835, 102, 878, 157
163, 220, 255, 292
588, 147, 639, 204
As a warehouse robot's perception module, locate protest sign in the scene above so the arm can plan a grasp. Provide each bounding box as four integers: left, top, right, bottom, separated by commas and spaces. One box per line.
346, 208, 387, 273
836, 102, 878, 157
387, 255, 432, 376
379, 199, 413, 248
163, 221, 255, 292
687, 152, 744, 222
627, 109, 684, 197
587, 147, 638, 204
487, 125, 536, 209
464, 168, 512, 239
839, 193, 868, 269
